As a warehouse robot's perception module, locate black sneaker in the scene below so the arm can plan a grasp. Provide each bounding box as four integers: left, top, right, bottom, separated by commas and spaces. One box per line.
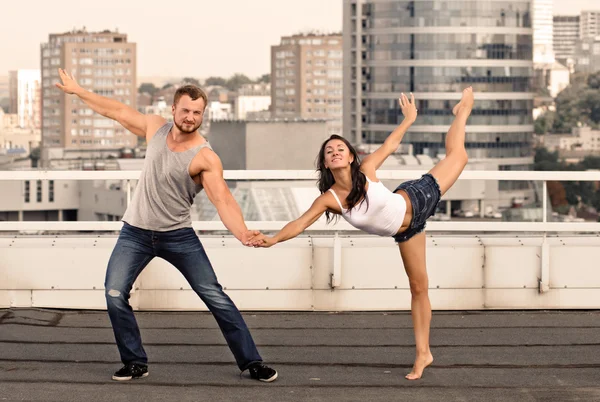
112, 363, 149, 381
248, 363, 278, 382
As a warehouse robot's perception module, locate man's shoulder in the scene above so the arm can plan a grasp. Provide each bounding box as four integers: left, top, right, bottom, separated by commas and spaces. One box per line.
191, 146, 221, 174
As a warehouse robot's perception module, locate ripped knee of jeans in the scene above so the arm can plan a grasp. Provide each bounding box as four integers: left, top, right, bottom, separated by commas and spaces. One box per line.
107, 289, 121, 297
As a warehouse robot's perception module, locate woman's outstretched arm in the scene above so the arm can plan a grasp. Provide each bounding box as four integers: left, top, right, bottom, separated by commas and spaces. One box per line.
248, 193, 332, 247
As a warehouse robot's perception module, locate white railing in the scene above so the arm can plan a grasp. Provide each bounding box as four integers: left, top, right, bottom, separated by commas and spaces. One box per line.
2, 170, 600, 307
1, 169, 600, 233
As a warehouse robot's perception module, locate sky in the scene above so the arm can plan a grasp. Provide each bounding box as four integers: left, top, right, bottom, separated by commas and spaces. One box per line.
0, 0, 342, 80
0, 0, 596, 79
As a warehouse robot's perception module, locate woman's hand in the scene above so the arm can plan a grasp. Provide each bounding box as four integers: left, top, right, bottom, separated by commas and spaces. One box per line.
400, 92, 417, 124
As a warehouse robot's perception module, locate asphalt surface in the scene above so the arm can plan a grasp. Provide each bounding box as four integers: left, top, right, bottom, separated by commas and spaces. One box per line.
1, 309, 599, 401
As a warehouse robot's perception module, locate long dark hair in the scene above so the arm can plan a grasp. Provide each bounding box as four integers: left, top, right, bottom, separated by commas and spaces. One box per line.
316, 135, 368, 223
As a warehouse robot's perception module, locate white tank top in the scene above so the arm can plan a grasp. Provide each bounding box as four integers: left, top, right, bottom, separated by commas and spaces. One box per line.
328, 177, 407, 237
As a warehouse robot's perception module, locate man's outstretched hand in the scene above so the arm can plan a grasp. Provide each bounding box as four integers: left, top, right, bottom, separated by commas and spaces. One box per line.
55, 68, 82, 95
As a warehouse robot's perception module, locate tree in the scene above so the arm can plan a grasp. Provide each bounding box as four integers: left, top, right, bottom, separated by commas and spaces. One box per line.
547, 180, 568, 207
587, 71, 600, 90
257, 73, 270, 84
205, 76, 228, 87
580, 89, 600, 125
138, 82, 158, 95
534, 147, 559, 168
226, 74, 252, 91
552, 72, 600, 132
162, 83, 174, 90
29, 147, 41, 168
580, 155, 600, 170
553, 85, 583, 133
534, 111, 555, 134
181, 77, 201, 87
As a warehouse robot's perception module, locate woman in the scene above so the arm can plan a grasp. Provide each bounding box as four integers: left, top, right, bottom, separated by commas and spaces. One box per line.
249, 87, 473, 380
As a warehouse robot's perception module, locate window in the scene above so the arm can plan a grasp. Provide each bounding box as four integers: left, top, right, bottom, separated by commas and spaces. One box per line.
24, 182, 30, 203
36, 180, 42, 202
49, 181, 54, 203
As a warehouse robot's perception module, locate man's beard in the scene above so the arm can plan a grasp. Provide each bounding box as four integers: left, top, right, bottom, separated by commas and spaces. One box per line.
174, 119, 201, 134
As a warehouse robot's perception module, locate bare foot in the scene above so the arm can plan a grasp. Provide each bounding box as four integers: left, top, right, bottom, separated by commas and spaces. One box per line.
452, 86, 474, 116
405, 352, 434, 380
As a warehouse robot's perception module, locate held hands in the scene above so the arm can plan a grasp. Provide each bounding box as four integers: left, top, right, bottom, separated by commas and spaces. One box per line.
240, 230, 277, 248
247, 233, 278, 248
399, 92, 417, 124
55, 68, 82, 95
241, 230, 261, 245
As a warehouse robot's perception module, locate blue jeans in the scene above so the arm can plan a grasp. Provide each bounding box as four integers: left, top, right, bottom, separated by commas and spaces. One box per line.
104, 222, 262, 370
392, 173, 442, 243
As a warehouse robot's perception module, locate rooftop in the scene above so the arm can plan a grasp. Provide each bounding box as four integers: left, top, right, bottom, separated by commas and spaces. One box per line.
1, 309, 599, 401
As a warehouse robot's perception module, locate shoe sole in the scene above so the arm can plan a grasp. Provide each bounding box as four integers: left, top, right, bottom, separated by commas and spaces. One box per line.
259, 371, 278, 383
112, 372, 149, 381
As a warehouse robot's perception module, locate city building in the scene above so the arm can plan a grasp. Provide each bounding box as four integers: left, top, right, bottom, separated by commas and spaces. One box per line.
542, 126, 600, 156
8, 69, 41, 129
533, 61, 570, 98
573, 35, 600, 74
0, 75, 8, 101
580, 10, 600, 39
271, 33, 343, 135
533, 0, 555, 64
232, 82, 271, 120
40, 28, 137, 149
553, 15, 580, 66
344, 0, 535, 163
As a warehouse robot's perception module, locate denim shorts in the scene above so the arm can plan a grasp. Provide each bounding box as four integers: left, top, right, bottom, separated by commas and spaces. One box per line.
392, 173, 442, 243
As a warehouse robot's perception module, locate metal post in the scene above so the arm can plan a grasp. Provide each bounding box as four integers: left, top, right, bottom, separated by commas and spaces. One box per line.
126, 180, 131, 206
539, 234, 550, 293
542, 180, 547, 223
331, 232, 342, 288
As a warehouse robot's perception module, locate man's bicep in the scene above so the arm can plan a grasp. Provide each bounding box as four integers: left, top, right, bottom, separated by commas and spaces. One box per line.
200, 155, 229, 205
115, 107, 148, 137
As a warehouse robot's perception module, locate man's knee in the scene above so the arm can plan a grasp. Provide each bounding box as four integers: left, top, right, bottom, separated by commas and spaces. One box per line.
107, 289, 122, 297
105, 287, 129, 305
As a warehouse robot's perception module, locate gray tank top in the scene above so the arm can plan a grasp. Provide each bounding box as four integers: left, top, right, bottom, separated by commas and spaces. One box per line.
122, 122, 212, 231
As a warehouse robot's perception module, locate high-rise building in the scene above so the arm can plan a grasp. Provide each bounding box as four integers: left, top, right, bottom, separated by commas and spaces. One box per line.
533, 0, 554, 64
40, 28, 137, 149
574, 35, 600, 74
580, 10, 600, 39
344, 0, 534, 162
0, 76, 9, 102
8, 69, 41, 129
232, 82, 271, 120
553, 15, 580, 64
271, 33, 343, 135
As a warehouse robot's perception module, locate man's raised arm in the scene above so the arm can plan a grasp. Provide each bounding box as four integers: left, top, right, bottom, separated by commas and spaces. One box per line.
55, 68, 165, 138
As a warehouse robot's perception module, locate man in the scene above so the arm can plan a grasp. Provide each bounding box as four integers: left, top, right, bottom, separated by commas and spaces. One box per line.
55, 68, 277, 382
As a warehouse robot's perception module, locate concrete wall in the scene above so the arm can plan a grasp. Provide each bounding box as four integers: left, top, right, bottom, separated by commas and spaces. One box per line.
246, 121, 329, 170
208, 121, 247, 170
1, 234, 599, 311
0, 180, 79, 212
209, 120, 329, 170
78, 181, 128, 221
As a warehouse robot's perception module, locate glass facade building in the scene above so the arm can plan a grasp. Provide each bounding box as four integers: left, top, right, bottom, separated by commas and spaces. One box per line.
343, 0, 535, 160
